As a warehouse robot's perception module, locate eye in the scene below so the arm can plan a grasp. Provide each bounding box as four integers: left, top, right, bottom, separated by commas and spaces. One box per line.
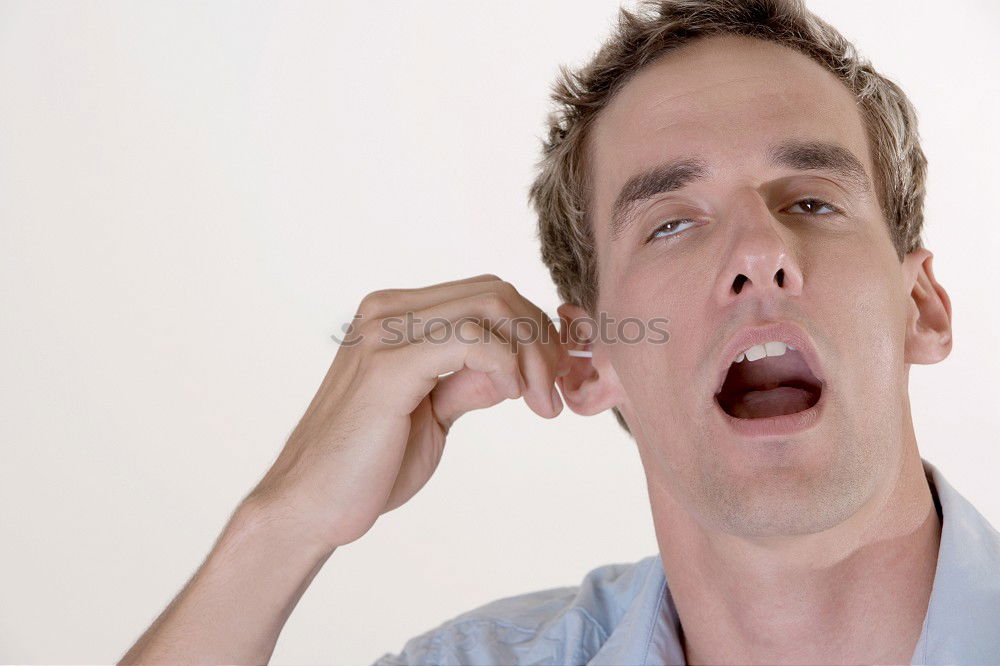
784, 198, 840, 215
646, 218, 698, 242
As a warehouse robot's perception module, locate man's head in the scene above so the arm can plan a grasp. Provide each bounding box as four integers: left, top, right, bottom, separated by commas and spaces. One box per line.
528, 0, 952, 537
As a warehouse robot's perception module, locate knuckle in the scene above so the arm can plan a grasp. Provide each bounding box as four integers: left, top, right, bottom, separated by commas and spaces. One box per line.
497, 279, 518, 296
358, 289, 392, 316
490, 279, 519, 303
477, 291, 513, 317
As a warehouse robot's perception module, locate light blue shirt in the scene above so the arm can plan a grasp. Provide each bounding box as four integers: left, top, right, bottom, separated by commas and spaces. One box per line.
373, 459, 1000, 665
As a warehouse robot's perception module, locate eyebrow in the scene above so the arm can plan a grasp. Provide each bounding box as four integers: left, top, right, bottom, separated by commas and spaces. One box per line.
608, 139, 871, 242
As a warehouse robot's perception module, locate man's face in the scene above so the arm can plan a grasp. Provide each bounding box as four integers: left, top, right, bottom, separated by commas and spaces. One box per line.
583, 34, 918, 537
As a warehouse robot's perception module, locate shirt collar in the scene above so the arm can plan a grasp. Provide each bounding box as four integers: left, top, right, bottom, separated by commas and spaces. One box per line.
585, 551, 683, 665
910, 457, 1000, 664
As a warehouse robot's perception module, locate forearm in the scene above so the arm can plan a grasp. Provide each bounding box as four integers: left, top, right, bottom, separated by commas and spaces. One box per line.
119, 500, 334, 665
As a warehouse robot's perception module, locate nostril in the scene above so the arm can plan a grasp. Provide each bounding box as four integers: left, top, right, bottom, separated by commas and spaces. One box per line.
775, 268, 785, 288
733, 274, 749, 294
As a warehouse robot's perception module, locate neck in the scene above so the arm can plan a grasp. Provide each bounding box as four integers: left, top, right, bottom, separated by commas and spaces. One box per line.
648, 430, 941, 665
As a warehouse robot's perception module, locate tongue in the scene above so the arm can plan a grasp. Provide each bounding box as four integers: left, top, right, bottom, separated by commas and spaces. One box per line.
728, 386, 816, 419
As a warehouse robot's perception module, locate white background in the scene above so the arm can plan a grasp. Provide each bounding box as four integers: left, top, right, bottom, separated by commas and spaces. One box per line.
1, 1, 998, 663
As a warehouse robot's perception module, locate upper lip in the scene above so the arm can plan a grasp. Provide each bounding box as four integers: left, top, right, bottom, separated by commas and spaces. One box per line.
713, 321, 826, 395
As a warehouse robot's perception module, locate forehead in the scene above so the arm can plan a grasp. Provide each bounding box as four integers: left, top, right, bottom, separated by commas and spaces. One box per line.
588, 34, 874, 227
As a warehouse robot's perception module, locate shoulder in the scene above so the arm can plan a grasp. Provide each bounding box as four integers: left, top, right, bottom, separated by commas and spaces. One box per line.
917, 459, 1000, 664
372, 555, 662, 666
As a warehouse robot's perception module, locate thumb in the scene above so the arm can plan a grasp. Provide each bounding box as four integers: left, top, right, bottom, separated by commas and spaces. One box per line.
430, 366, 519, 431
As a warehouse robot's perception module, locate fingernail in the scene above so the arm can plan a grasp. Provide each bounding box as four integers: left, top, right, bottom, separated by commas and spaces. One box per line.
550, 385, 563, 413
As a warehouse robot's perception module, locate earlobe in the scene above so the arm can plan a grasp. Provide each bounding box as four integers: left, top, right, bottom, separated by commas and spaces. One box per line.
556, 302, 626, 416
903, 249, 953, 365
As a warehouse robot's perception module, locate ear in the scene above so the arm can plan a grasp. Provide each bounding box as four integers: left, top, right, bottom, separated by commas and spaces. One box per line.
902, 248, 953, 365
556, 303, 626, 416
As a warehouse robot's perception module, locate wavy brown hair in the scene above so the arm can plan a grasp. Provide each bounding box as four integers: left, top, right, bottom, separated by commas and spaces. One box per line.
527, 0, 927, 434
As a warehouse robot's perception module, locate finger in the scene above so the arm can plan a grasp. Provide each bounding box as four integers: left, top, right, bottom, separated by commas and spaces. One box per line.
493, 288, 567, 418
380, 289, 565, 418
355, 274, 504, 321
361, 319, 524, 422
429, 365, 514, 433
384, 291, 529, 343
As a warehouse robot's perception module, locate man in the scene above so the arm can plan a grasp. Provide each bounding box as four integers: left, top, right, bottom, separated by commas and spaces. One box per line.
120, 0, 1000, 664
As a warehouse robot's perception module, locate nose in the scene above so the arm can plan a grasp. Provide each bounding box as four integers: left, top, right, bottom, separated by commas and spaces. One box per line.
715, 199, 804, 306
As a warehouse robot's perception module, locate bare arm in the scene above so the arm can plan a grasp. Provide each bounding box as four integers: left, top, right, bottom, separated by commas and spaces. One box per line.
119, 274, 570, 664
119, 499, 333, 665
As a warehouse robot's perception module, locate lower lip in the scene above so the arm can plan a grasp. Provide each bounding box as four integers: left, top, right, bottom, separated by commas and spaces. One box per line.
714, 386, 826, 438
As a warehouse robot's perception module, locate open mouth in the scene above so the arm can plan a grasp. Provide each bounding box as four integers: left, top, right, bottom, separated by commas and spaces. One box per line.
715, 341, 823, 419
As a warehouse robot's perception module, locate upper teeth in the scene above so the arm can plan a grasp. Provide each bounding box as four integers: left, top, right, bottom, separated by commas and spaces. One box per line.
734, 341, 796, 363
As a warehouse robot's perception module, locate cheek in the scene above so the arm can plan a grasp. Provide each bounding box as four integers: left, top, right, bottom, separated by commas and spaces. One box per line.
812, 239, 909, 396
610, 243, 708, 315
604, 262, 711, 420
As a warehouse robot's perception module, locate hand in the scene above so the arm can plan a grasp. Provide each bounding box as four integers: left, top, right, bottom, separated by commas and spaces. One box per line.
244, 274, 571, 552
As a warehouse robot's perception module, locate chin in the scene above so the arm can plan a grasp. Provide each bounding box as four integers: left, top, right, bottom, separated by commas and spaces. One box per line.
686, 425, 885, 538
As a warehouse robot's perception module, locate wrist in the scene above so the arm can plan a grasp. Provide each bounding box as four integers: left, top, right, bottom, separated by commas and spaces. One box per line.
232, 493, 338, 561
119, 497, 335, 665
